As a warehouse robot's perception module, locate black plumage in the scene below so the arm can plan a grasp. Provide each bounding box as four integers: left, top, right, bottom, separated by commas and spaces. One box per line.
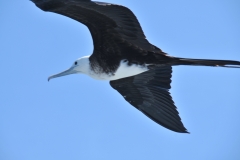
32, 0, 240, 133
31, 0, 172, 73
110, 66, 188, 133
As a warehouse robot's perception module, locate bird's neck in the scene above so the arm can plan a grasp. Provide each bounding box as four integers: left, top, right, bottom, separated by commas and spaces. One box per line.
76, 56, 91, 75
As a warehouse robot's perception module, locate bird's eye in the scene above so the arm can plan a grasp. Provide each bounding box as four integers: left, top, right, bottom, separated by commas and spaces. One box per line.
75, 61, 78, 65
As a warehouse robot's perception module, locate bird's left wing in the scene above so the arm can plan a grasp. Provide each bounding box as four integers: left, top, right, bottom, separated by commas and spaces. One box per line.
31, 0, 166, 72
31, 0, 162, 52
110, 66, 188, 133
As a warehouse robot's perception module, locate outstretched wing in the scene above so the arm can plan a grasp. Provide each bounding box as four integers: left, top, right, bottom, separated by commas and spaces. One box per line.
110, 66, 188, 133
31, 0, 164, 59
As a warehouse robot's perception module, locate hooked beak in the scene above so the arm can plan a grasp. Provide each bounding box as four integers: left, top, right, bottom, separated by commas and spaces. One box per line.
48, 67, 78, 81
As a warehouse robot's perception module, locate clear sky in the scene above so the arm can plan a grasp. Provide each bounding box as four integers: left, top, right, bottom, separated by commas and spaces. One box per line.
1, 0, 240, 160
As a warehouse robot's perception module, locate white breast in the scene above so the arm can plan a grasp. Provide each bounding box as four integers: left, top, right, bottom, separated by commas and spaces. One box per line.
88, 60, 149, 80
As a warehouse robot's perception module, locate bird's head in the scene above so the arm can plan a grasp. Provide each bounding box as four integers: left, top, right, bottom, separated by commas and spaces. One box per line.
48, 56, 90, 81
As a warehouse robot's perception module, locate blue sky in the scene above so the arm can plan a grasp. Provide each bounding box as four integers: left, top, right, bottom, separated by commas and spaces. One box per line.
1, 0, 240, 160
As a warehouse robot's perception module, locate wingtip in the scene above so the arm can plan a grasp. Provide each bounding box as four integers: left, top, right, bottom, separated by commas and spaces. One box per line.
175, 129, 190, 134
184, 130, 190, 134
182, 128, 190, 134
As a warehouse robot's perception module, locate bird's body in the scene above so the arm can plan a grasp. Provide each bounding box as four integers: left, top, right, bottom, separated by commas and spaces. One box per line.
93, 59, 149, 80
32, 0, 240, 133
87, 56, 149, 80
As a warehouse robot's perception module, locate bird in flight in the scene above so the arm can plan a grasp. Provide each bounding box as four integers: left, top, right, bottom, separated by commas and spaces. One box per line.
31, 0, 240, 133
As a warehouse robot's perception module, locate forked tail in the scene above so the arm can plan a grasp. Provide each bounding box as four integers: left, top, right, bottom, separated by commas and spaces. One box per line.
172, 57, 240, 68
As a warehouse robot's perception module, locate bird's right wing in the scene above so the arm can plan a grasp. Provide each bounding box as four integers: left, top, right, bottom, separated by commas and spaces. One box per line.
110, 66, 188, 133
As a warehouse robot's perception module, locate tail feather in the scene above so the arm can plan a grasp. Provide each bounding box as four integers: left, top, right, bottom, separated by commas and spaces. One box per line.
173, 58, 240, 68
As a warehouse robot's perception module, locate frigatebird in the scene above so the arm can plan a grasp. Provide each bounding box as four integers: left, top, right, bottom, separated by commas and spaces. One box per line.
31, 0, 240, 133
